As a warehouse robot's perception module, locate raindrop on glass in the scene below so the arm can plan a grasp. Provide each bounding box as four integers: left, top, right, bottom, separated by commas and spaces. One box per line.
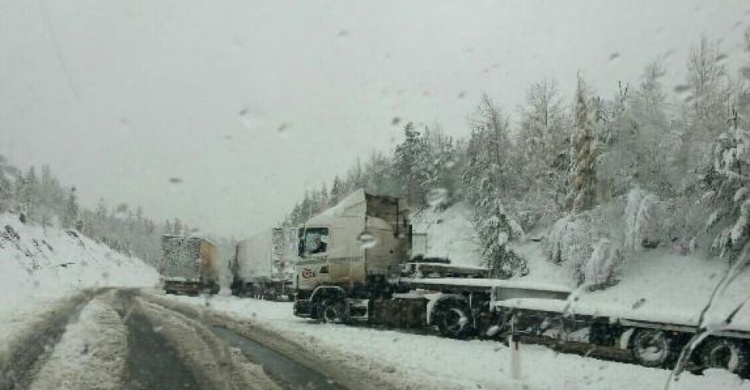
673, 85, 691, 94
357, 232, 378, 249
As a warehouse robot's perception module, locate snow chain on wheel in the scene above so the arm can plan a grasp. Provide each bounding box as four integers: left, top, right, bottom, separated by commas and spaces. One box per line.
630, 329, 678, 368
696, 338, 750, 375
434, 298, 473, 339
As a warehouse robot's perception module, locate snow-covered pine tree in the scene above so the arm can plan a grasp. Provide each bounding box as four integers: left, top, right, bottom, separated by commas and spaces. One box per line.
63, 186, 80, 229
464, 94, 528, 277
394, 122, 433, 207
567, 75, 598, 213
704, 121, 750, 261
516, 79, 569, 228
330, 176, 344, 205
518, 79, 567, 167
0, 155, 18, 213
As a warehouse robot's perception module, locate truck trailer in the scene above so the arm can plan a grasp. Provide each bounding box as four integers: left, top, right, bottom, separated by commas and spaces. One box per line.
231, 228, 296, 300
159, 235, 220, 295
292, 189, 750, 377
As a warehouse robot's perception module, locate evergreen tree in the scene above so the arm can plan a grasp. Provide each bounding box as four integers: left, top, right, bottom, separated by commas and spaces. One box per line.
394, 122, 433, 207
567, 75, 598, 212
63, 186, 80, 229
330, 175, 344, 205
463, 94, 528, 277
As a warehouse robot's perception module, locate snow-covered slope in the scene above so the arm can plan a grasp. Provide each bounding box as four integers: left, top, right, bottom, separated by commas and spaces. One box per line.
412, 203, 750, 330
0, 212, 158, 348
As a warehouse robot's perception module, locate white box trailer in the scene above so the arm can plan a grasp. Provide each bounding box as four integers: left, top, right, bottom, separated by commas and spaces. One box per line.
231, 228, 296, 299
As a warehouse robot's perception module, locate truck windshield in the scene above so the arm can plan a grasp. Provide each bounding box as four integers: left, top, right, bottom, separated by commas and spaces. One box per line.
298, 228, 329, 257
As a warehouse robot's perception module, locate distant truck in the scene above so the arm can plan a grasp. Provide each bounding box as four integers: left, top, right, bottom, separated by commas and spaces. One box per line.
230, 228, 296, 300
292, 189, 750, 377
159, 235, 220, 295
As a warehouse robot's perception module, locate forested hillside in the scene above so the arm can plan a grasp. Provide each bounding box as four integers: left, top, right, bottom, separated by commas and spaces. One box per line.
286, 32, 750, 287
0, 158, 192, 266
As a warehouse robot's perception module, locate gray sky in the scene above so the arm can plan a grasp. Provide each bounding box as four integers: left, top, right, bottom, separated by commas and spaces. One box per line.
1, 0, 749, 237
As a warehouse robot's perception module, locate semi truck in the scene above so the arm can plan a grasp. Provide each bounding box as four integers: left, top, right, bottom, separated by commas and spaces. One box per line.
159, 235, 220, 295
230, 228, 296, 300
293, 189, 750, 377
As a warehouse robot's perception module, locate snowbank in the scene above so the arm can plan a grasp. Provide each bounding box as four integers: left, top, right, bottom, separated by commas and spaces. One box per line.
0, 213, 158, 352
513, 239, 750, 331
162, 294, 750, 390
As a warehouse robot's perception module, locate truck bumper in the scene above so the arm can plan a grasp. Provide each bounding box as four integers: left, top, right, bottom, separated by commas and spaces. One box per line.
164, 281, 217, 295
293, 299, 314, 318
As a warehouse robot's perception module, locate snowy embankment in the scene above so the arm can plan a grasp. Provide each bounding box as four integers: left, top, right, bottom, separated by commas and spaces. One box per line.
415, 202, 750, 331
163, 294, 750, 390
0, 213, 158, 356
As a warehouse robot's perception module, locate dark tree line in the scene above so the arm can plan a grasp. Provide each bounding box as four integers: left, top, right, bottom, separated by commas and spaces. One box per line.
0, 158, 192, 266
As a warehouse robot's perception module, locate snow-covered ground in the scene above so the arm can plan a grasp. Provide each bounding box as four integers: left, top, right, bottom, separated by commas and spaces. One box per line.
0, 213, 158, 359
28, 292, 128, 390
164, 294, 750, 390
415, 203, 750, 331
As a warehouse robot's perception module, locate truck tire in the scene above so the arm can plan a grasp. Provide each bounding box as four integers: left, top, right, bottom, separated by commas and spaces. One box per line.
696, 337, 750, 375
317, 300, 348, 324
433, 298, 473, 339
629, 329, 678, 368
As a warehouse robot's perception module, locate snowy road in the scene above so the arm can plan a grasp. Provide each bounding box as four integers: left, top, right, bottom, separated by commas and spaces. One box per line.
4, 289, 750, 390
0, 289, 383, 390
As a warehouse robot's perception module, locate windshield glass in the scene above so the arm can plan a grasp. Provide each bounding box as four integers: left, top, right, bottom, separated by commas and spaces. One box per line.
3, 1, 750, 389
298, 227, 330, 257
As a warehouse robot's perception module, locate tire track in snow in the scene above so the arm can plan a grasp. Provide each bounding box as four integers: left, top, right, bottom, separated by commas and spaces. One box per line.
0, 291, 94, 390
27, 291, 128, 390
129, 293, 281, 390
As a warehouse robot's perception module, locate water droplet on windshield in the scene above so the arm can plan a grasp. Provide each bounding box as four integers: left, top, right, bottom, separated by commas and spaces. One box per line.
357, 232, 378, 249
239, 107, 266, 130
425, 188, 449, 207
673, 85, 691, 95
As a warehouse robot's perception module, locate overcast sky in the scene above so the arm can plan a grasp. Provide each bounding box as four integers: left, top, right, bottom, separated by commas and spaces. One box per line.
2, 0, 749, 237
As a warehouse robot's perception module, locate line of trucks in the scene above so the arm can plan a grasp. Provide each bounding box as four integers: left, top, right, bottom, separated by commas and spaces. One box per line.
159, 189, 750, 377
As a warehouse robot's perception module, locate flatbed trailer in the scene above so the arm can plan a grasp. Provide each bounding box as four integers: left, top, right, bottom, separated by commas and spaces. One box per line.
291, 190, 750, 376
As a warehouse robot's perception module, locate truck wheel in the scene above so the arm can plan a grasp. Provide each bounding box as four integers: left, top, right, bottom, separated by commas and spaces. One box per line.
696, 338, 749, 374
434, 299, 472, 339
630, 329, 677, 367
318, 300, 348, 324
